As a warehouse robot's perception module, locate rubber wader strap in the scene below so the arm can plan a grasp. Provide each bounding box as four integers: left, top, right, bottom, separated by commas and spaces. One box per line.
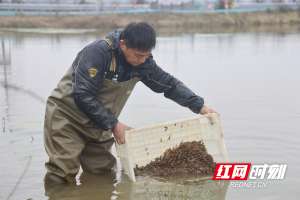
103, 38, 117, 73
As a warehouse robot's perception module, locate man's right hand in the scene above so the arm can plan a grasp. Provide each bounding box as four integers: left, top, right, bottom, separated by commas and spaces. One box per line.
112, 122, 131, 144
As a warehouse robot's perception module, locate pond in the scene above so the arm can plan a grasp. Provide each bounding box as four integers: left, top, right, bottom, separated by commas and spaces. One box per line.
0, 29, 299, 200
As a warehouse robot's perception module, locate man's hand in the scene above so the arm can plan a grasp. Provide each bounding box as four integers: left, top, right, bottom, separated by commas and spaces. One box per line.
112, 122, 131, 144
200, 105, 219, 124
200, 105, 218, 115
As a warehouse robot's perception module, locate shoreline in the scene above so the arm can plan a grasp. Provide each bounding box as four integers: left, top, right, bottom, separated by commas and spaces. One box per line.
1, 24, 299, 35
0, 11, 300, 32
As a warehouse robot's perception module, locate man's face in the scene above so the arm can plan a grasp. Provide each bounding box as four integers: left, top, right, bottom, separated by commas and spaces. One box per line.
120, 40, 151, 66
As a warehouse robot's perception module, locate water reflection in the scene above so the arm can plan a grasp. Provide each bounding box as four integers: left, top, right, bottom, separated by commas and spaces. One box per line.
44, 173, 229, 200
125, 177, 229, 200
1, 37, 11, 133
0, 29, 299, 200
0, 36, 46, 134
45, 173, 118, 200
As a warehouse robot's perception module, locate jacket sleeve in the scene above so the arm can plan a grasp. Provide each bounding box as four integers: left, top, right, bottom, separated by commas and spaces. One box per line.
72, 42, 118, 130
140, 58, 204, 114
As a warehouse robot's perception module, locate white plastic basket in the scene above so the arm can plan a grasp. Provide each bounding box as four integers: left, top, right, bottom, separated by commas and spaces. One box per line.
116, 113, 228, 182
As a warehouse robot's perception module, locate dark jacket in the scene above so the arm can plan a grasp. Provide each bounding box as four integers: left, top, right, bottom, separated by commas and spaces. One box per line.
72, 30, 204, 131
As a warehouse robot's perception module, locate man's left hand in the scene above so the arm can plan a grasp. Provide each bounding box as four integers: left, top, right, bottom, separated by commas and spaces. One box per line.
200, 105, 219, 125
200, 105, 218, 115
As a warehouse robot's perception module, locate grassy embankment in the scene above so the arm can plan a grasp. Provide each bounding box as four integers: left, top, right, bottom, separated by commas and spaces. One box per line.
0, 10, 300, 33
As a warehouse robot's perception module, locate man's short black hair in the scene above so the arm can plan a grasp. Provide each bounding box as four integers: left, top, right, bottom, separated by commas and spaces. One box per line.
120, 22, 156, 52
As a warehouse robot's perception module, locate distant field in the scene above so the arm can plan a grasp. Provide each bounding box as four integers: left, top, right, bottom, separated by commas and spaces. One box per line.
0, 11, 299, 32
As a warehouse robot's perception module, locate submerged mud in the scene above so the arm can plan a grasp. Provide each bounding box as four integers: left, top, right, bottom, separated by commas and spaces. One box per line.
134, 141, 216, 178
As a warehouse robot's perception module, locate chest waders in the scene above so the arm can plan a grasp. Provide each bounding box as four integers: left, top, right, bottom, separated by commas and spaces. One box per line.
44, 39, 140, 183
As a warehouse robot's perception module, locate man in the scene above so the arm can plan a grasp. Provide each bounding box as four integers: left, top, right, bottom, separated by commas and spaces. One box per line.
44, 22, 216, 185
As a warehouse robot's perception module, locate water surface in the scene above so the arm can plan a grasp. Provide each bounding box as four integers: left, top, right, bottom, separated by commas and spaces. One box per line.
0, 29, 299, 200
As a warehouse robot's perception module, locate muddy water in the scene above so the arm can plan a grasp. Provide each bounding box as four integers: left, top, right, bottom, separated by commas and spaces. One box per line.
0, 30, 299, 200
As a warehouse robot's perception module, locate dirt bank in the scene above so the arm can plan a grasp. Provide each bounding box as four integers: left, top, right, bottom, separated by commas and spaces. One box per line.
0, 11, 299, 32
